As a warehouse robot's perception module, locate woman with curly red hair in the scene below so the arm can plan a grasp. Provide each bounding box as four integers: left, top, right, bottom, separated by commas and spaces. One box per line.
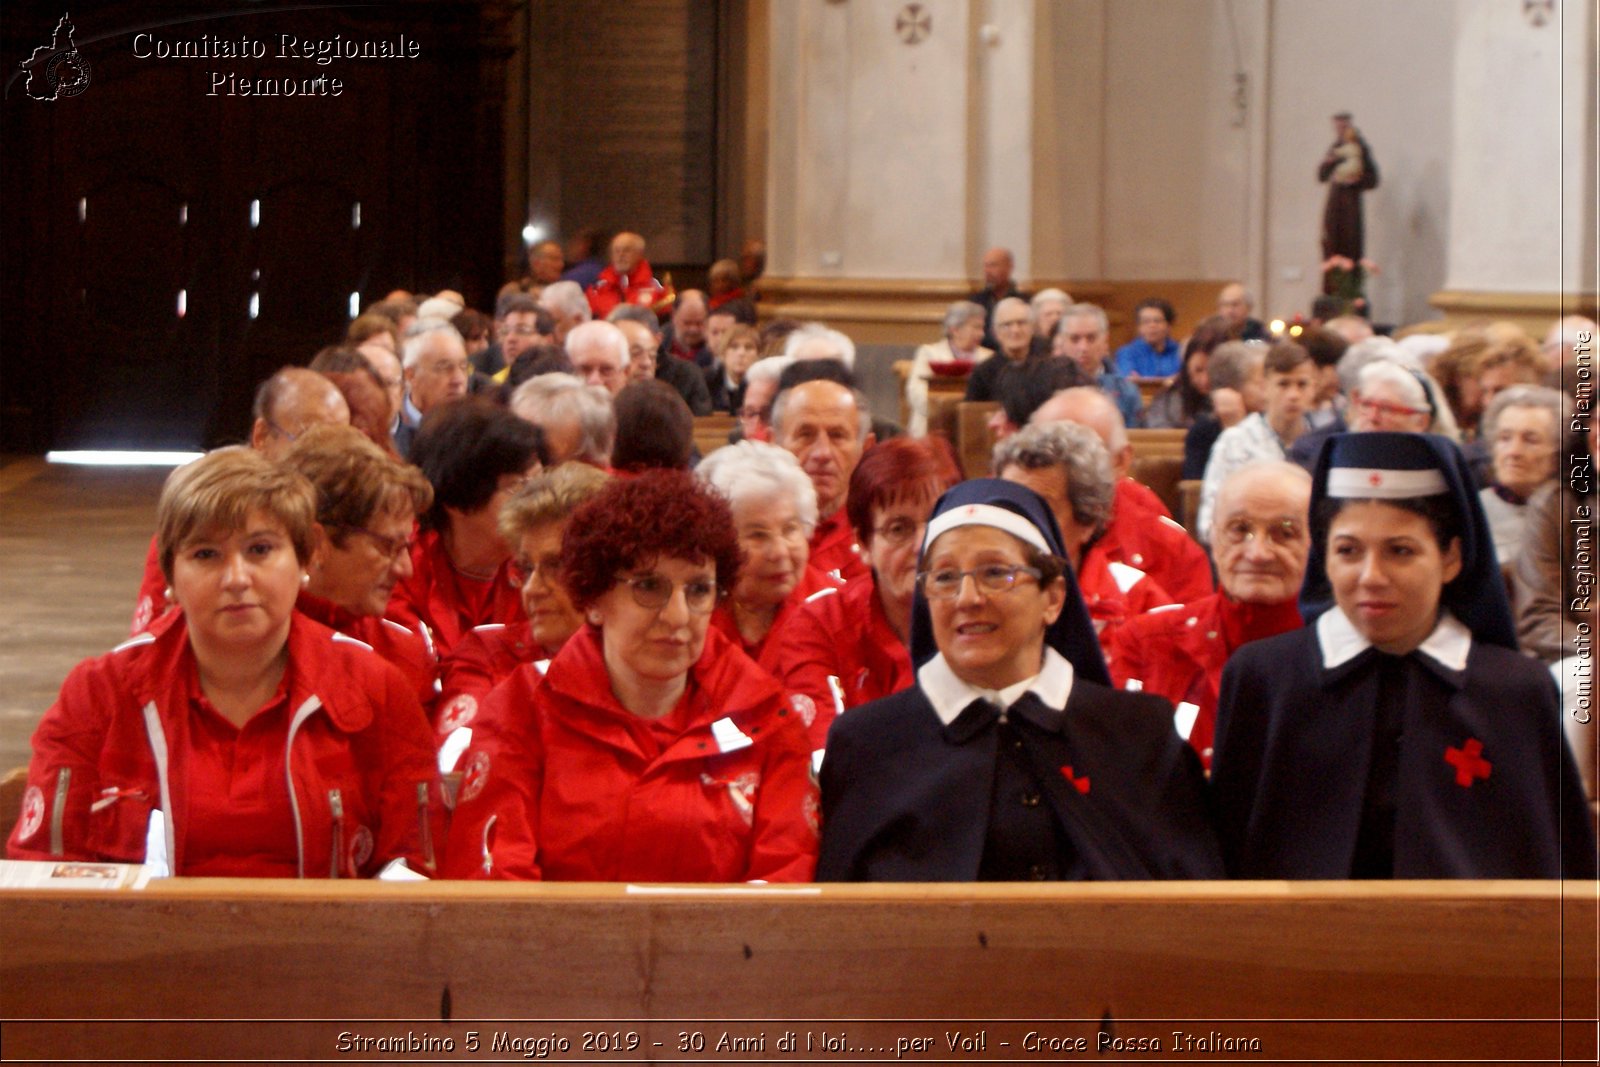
441, 470, 819, 881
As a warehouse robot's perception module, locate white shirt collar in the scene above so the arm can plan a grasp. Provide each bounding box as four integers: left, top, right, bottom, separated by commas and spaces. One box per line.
1316, 606, 1472, 672
918, 646, 1076, 726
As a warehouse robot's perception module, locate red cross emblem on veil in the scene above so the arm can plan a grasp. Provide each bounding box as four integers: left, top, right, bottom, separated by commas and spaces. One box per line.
1368, 471, 1384, 488
1444, 738, 1492, 787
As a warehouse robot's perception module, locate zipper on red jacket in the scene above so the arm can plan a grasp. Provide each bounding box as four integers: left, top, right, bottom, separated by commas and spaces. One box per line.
328, 789, 344, 879
416, 780, 435, 872
50, 767, 70, 857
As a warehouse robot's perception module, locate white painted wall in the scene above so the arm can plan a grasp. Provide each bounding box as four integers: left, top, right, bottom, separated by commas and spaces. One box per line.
762, 0, 1590, 322
1446, 0, 1596, 294
1261, 0, 1457, 326
768, 0, 977, 279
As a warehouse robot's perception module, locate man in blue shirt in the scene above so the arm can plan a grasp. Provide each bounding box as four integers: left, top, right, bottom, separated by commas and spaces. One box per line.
1054, 303, 1143, 428
1115, 298, 1182, 379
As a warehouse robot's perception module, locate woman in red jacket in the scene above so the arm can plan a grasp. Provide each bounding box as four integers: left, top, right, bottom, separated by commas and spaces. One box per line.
8, 448, 444, 878
280, 424, 439, 719
442, 470, 817, 881
695, 441, 840, 671
435, 463, 611, 756
767, 436, 963, 753
389, 399, 545, 656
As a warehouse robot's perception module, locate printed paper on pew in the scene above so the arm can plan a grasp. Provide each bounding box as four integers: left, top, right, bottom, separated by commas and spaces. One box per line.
0, 859, 154, 890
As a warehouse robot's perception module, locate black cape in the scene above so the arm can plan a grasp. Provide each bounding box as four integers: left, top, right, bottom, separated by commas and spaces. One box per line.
817, 679, 1223, 882
1211, 625, 1595, 879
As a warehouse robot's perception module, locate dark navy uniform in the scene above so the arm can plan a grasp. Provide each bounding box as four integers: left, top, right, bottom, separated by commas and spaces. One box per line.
1213, 612, 1595, 879
817, 478, 1223, 883
818, 672, 1222, 881
1213, 431, 1597, 880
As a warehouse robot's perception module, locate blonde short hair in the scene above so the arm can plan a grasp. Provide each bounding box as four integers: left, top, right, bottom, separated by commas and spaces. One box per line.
280, 424, 433, 545
157, 447, 317, 582
497, 463, 612, 544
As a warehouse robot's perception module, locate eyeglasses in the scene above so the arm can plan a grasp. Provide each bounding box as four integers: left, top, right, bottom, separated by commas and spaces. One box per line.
618, 574, 719, 614
1353, 396, 1428, 420
509, 553, 562, 587
330, 524, 415, 562
917, 563, 1042, 600
1217, 518, 1304, 547
739, 405, 772, 422
503, 324, 541, 337
265, 420, 301, 441
574, 361, 622, 380
424, 358, 471, 377
871, 516, 926, 547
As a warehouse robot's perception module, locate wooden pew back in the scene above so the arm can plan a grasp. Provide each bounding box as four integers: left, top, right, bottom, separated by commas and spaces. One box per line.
4, 880, 1593, 1063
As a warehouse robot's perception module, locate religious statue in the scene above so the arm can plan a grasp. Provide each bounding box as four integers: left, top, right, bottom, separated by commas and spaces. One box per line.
1318, 112, 1379, 302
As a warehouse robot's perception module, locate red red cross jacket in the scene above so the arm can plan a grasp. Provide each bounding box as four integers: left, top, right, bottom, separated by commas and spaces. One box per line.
585, 260, 667, 320
1077, 542, 1176, 677
1110, 592, 1304, 768
294, 591, 439, 722
766, 575, 914, 752
440, 625, 819, 882
434, 620, 542, 748
707, 564, 842, 675
130, 532, 168, 635
1100, 479, 1215, 604
7, 612, 446, 878
807, 509, 870, 584
386, 528, 525, 659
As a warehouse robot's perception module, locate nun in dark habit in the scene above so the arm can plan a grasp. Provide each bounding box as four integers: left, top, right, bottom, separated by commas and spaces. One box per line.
817, 478, 1222, 881
1212, 432, 1596, 879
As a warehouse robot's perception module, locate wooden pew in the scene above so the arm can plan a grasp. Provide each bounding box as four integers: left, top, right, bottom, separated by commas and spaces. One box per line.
692, 414, 736, 458
956, 401, 999, 478
1127, 427, 1186, 459
3, 881, 1594, 1062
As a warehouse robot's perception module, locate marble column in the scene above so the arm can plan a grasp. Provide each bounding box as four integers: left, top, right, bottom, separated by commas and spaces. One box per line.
762, 0, 1043, 343
1433, 0, 1598, 328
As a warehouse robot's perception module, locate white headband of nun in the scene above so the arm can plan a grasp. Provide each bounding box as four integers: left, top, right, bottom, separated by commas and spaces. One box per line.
922, 502, 1052, 555
1326, 466, 1449, 499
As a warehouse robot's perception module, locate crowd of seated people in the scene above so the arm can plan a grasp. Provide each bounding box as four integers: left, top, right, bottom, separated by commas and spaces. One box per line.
8, 236, 1596, 886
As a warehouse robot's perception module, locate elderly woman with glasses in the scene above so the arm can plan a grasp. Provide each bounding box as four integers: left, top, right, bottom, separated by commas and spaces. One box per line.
696, 441, 840, 672
768, 437, 963, 756
817, 478, 1222, 881
442, 470, 818, 881
279, 425, 439, 717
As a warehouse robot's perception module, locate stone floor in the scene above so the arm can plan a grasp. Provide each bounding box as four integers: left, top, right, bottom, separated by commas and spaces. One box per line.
0, 458, 169, 772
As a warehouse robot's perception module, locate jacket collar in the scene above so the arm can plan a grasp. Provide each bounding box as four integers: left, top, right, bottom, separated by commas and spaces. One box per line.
1316, 606, 1472, 674
544, 624, 784, 736
918, 646, 1074, 727
126, 611, 371, 732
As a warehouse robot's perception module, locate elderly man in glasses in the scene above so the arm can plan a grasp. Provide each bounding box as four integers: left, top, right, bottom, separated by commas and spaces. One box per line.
1112, 461, 1312, 770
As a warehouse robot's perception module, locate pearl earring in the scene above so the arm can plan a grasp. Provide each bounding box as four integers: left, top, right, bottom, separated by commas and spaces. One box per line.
301, 573, 310, 586
163, 586, 174, 603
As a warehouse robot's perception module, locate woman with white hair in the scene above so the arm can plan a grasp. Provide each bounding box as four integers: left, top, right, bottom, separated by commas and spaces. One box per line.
905, 301, 992, 437
1288, 356, 1459, 469
1477, 384, 1562, 564
697, 440, 841, 671
508, 372, 615, 467
1030, 288, 1073, 343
